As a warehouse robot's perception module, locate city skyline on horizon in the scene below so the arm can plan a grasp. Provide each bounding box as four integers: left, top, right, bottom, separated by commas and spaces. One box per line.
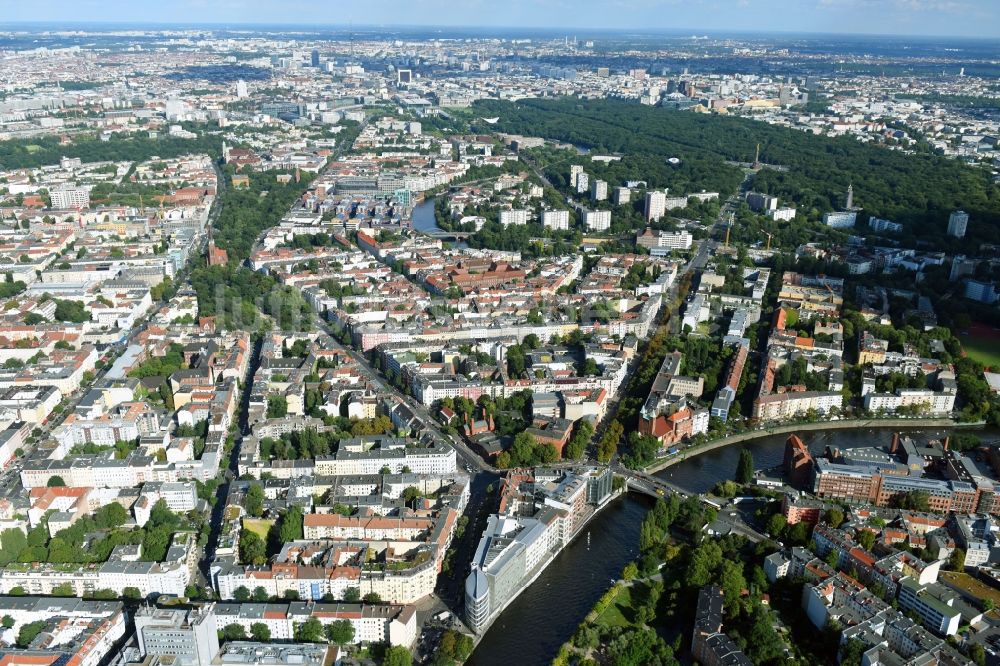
2, 0, 1000, 39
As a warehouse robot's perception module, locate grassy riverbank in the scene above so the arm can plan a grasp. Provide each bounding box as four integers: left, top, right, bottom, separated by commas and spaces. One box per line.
551, 493, 810, 666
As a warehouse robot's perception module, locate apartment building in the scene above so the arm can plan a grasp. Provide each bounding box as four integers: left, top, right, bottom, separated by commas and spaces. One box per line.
863, 388, 957, 416
499, 209, 529, 226
711, 342, 748, 421
215, 545, 439, 605
644, 191, 666, 221
691, 585, 753, 666
612, 186, 630, 205
590, 179, 608, 201
214, 601, 417, 647
0, 559, 189, 598
541, 209, 570, 230
303, 514, 434, 541
584, 209, 611, 231
803, 570, 970, 662
50, 185, 91, 209
0, 597, 127, 666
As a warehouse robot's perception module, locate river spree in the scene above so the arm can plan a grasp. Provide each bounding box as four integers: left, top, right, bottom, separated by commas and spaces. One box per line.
467, 426, 982, 664
413, 196, 470, 249
467, 495, 650, 666
657, 425, 965, 493
412, 198, 439, 233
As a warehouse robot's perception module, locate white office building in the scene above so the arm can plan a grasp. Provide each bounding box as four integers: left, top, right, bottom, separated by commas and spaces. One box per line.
767, 207, 797, 222
134, 606, 219, 666
965, 280, 998, 304
897, 578, 962, 636
869, 217, 903, 233
637, 229, 693, 254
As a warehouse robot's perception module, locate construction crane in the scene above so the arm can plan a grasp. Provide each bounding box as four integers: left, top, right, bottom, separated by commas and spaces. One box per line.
764, 231, 773, 251
724, 212, 735, 248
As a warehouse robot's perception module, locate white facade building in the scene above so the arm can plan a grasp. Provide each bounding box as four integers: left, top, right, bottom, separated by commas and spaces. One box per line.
584, 210, 611, 231
499, 209, 529, 226
823, 211, 857, 228
863, 389, 956, 415
50, 186, 91, 209
541, 210, 570, 230
644, 191, 666, 221
768, 207, 797, 222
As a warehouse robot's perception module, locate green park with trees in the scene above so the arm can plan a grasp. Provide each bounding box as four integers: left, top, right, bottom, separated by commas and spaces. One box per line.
0, 132, 223, 171
470, 98, 999, 251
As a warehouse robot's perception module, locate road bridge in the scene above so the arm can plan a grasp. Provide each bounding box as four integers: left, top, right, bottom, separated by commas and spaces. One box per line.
618, 467, 693, 498
422, 230, 474, 241
618, 468, 768, 543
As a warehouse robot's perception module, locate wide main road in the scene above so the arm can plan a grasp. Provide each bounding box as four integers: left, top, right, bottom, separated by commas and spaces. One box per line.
312, 314, 493, 475
712, 170, 754, 243
199, 335, 263, 584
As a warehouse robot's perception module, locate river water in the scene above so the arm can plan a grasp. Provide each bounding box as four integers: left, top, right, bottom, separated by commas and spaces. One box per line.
657, 426, 953, 493
412, 198, 439, 233
412, 196, 469, 249
466, 494, 650, 666
467, 426, 981, 665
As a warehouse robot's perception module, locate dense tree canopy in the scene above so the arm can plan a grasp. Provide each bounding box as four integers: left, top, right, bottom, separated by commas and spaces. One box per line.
472, 98, 1000, 250
189, 262, 313, 332
735, 449, 754, 484
0, 132, 223, 171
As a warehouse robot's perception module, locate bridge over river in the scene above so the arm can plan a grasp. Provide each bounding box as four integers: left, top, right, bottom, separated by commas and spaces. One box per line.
422, 229, 474, 241
618, 466, 768, 543
618, 466, 693, 498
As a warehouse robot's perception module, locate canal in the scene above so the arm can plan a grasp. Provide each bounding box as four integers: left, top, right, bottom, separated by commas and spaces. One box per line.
467, 426, 982, 664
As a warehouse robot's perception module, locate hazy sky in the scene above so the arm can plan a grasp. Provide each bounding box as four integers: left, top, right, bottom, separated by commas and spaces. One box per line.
2, 0, 999, 38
